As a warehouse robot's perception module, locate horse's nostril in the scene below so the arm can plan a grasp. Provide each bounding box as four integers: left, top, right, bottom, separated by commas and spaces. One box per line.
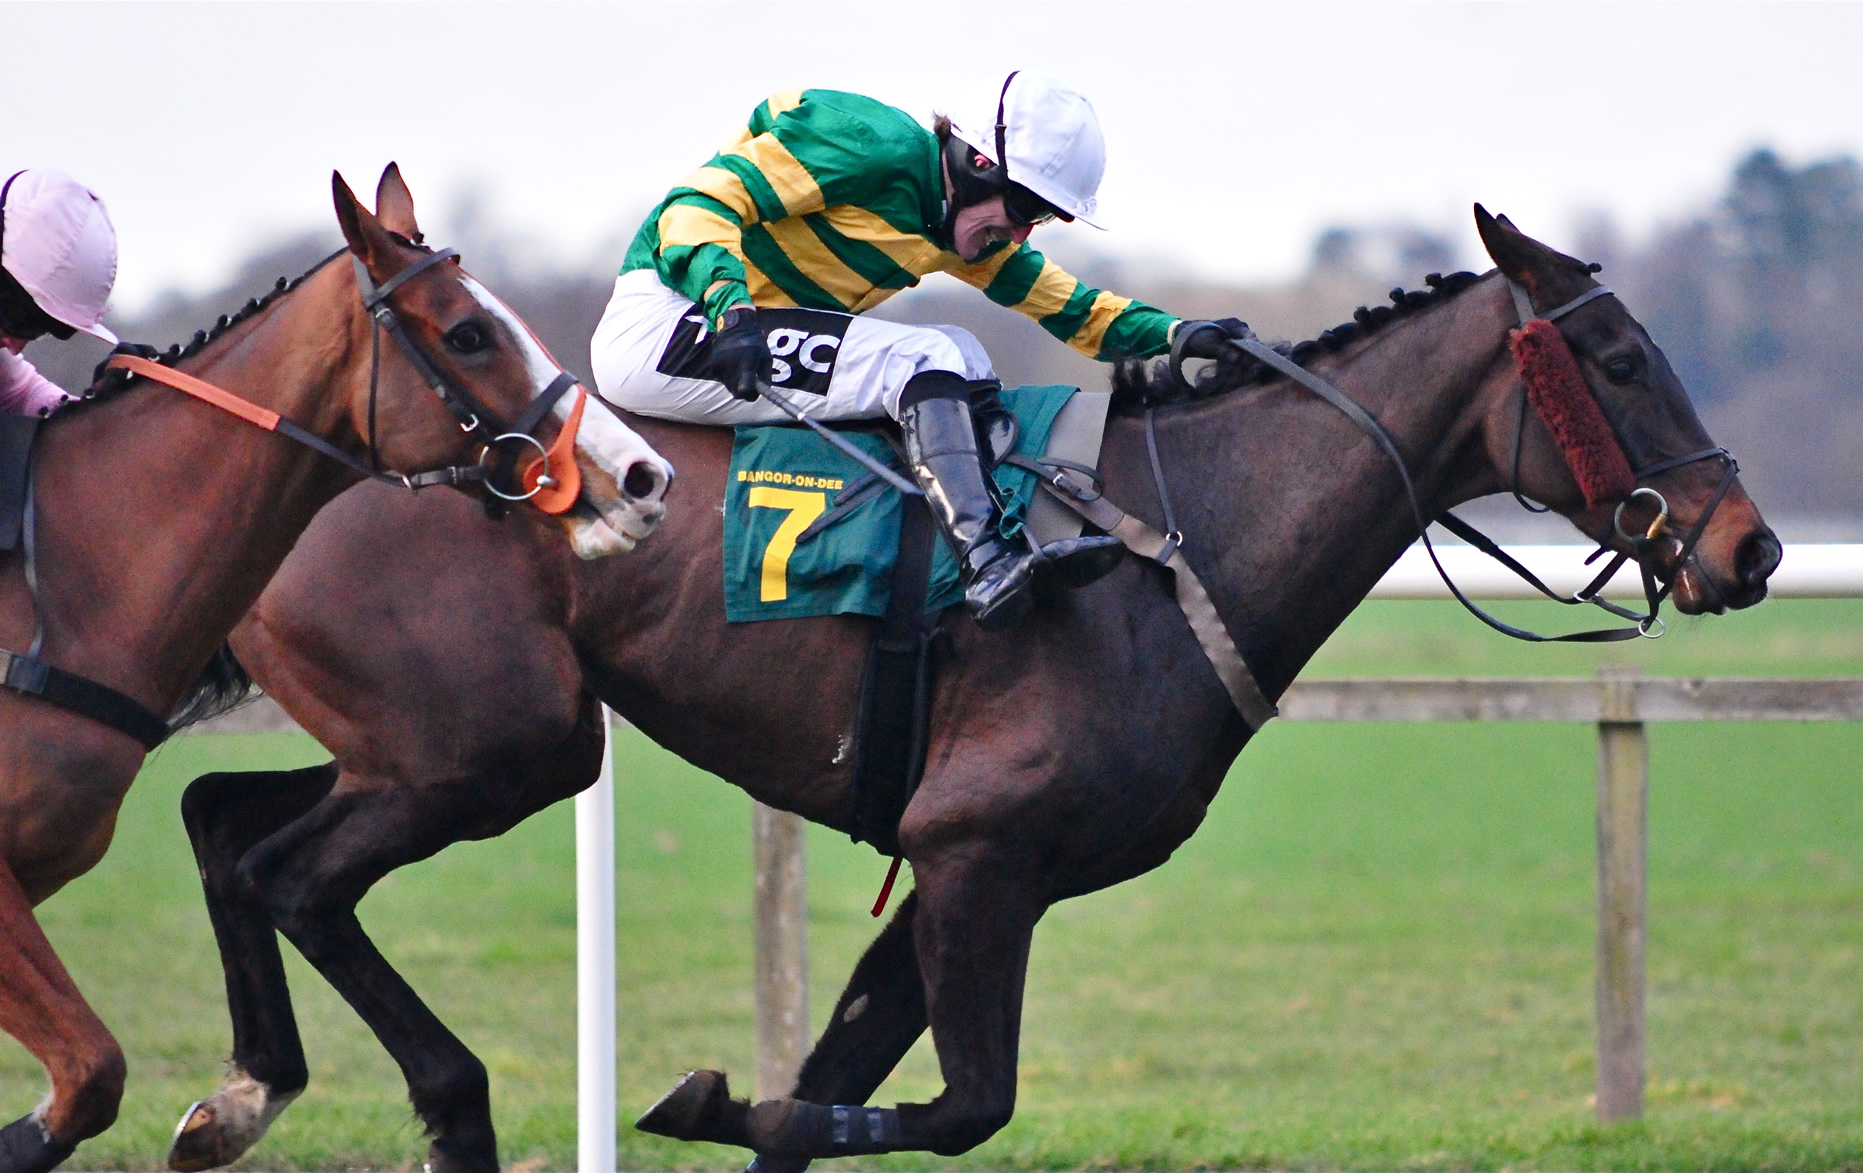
622, 461, 664, 502
1736, 530, 1783, 587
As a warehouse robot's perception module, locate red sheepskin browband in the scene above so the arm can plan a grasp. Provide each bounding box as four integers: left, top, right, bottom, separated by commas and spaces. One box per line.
1509, 317, 1636, 508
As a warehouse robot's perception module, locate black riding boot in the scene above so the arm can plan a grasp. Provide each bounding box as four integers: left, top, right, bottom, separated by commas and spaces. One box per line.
899, 374, 1122, 632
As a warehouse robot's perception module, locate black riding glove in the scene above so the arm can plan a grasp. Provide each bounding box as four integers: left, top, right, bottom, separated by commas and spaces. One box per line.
1175, 318, 1254, 360
712, 307, 770, 402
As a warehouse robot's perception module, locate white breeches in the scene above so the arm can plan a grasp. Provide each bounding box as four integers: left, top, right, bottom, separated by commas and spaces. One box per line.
589, 269, 995, 426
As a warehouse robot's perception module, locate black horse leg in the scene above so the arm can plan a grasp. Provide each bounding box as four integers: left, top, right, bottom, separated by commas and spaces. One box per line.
169, 764, 338, 1171
236, 781, 500, 1173
641, 848, 1044, 1160
742, 893, 929, 1173
793, 891, 928, 1101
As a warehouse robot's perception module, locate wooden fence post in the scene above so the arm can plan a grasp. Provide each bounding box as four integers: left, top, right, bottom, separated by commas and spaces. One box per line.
1595, 666, 1647, 1122
752, 802, 809, 1100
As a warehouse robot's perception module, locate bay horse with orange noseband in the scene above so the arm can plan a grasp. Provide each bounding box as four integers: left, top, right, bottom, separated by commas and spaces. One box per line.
0, 165, 671, 1173
170, 208, 1776, 1173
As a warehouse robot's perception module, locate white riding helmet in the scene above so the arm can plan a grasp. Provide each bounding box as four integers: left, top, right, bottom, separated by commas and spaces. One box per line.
0, 169, 119, 344
961, 72, 1107, 229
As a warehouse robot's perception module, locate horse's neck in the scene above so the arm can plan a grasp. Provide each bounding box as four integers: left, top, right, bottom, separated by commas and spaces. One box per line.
15, 265, 363, 710
1116, 281, 1514, 698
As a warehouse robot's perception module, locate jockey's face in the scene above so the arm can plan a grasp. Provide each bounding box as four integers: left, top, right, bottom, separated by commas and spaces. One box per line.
952, 195, 1035, 263
0, 334, 28, 357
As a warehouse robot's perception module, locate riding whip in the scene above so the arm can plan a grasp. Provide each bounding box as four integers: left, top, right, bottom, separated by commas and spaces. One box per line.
755, 379, 923, 497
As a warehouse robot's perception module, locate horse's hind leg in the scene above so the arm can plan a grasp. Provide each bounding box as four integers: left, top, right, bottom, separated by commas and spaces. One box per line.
235, 779, 514, 1173
641, 848, 1044, 1161
168, 764, 338, 1171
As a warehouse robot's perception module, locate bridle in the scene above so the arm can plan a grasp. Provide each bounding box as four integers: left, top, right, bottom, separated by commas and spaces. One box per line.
108, 240, 586, 513
1171, 272, 1742, 643
3, 235, 593, 752
349, 244, 582, 511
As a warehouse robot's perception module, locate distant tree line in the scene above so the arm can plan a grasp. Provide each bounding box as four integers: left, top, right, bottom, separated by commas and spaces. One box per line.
26, 147, 1858, 523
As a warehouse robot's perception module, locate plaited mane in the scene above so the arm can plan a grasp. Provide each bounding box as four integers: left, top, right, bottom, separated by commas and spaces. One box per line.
1110, 270, 1484, 411
68, 249, 347, 409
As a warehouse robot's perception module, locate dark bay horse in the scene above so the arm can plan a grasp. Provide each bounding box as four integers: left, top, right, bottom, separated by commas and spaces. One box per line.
173, 210, 1778, 1173
0, 167, 672, 1173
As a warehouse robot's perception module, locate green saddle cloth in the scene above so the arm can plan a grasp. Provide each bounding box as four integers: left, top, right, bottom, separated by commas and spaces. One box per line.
723, 385, 1077, 623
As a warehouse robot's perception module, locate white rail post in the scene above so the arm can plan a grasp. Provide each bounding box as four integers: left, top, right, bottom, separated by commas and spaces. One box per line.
1595, 667, 1647, 1122
752, 802, 809, 1100
577, 707, 618, 1173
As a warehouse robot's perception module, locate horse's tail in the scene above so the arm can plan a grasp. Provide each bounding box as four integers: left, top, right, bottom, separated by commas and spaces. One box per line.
167, 641, 259, 733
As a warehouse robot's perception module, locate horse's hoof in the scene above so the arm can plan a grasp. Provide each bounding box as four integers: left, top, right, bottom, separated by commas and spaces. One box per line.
168, 1101, 230, 1172
636, 1070, 730, 1140
167, 1075, 296, 1173
0, 1114, 78, 1173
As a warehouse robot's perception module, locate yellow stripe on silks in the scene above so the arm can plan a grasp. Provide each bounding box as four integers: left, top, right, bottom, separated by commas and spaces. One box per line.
717, 91, 804, 153
943, 241, 1021, 289
658, 204, 747, 261
1069, 291, 1134, 356
1010, 256, 1081, 321
761, 219, 874, 309
765, 89, 805, 118
850, 287, 905, 313
726, 134, 823, 217
743, 261, 800, 308
674, 166, 760, 225
815, 206, 949, 277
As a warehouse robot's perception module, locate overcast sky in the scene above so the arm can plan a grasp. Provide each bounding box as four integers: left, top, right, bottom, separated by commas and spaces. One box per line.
10, 1, 1862, 313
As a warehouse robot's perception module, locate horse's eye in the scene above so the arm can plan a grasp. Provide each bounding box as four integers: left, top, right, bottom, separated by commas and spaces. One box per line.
1604, 357, 1638, 384
445, 321, 492, 354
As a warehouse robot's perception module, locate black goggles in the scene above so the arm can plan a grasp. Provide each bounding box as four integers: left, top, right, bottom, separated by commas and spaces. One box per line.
1004, 183, 1067, 228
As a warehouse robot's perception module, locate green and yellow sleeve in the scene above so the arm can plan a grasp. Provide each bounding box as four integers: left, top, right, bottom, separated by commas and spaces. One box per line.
947, 243, 1179, 360
624, 89, 936, 327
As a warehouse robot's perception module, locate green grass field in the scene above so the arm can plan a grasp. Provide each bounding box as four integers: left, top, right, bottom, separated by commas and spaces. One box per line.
5, 599, 1861, 1171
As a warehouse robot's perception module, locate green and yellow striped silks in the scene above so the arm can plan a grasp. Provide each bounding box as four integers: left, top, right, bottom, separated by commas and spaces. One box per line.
620, 88, 1178, 361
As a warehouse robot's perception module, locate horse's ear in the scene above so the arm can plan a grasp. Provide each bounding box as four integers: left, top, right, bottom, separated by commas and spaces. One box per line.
375, 163, 420, 240
1474, 203, 1586, 290
333, 171, 398, 272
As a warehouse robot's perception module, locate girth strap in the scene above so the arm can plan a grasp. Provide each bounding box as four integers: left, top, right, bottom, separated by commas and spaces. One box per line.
0, 649, 169, 750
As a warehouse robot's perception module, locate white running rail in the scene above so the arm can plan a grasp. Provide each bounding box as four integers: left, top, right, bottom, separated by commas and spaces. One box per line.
576, 710, 617, 1173
1372, 542, 1863, 599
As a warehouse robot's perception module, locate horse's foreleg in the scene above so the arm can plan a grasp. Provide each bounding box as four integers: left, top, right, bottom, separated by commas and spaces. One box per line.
237, 782, 499, 1173
640, 848, 1043, 1161
168, 764, 338, 1171
738, 893, 929, 1173
0, 861, 123, 1173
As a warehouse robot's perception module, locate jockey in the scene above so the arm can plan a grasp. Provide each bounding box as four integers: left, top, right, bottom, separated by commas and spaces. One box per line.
0, 169, 119, 417
592, 74, 1244, 631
